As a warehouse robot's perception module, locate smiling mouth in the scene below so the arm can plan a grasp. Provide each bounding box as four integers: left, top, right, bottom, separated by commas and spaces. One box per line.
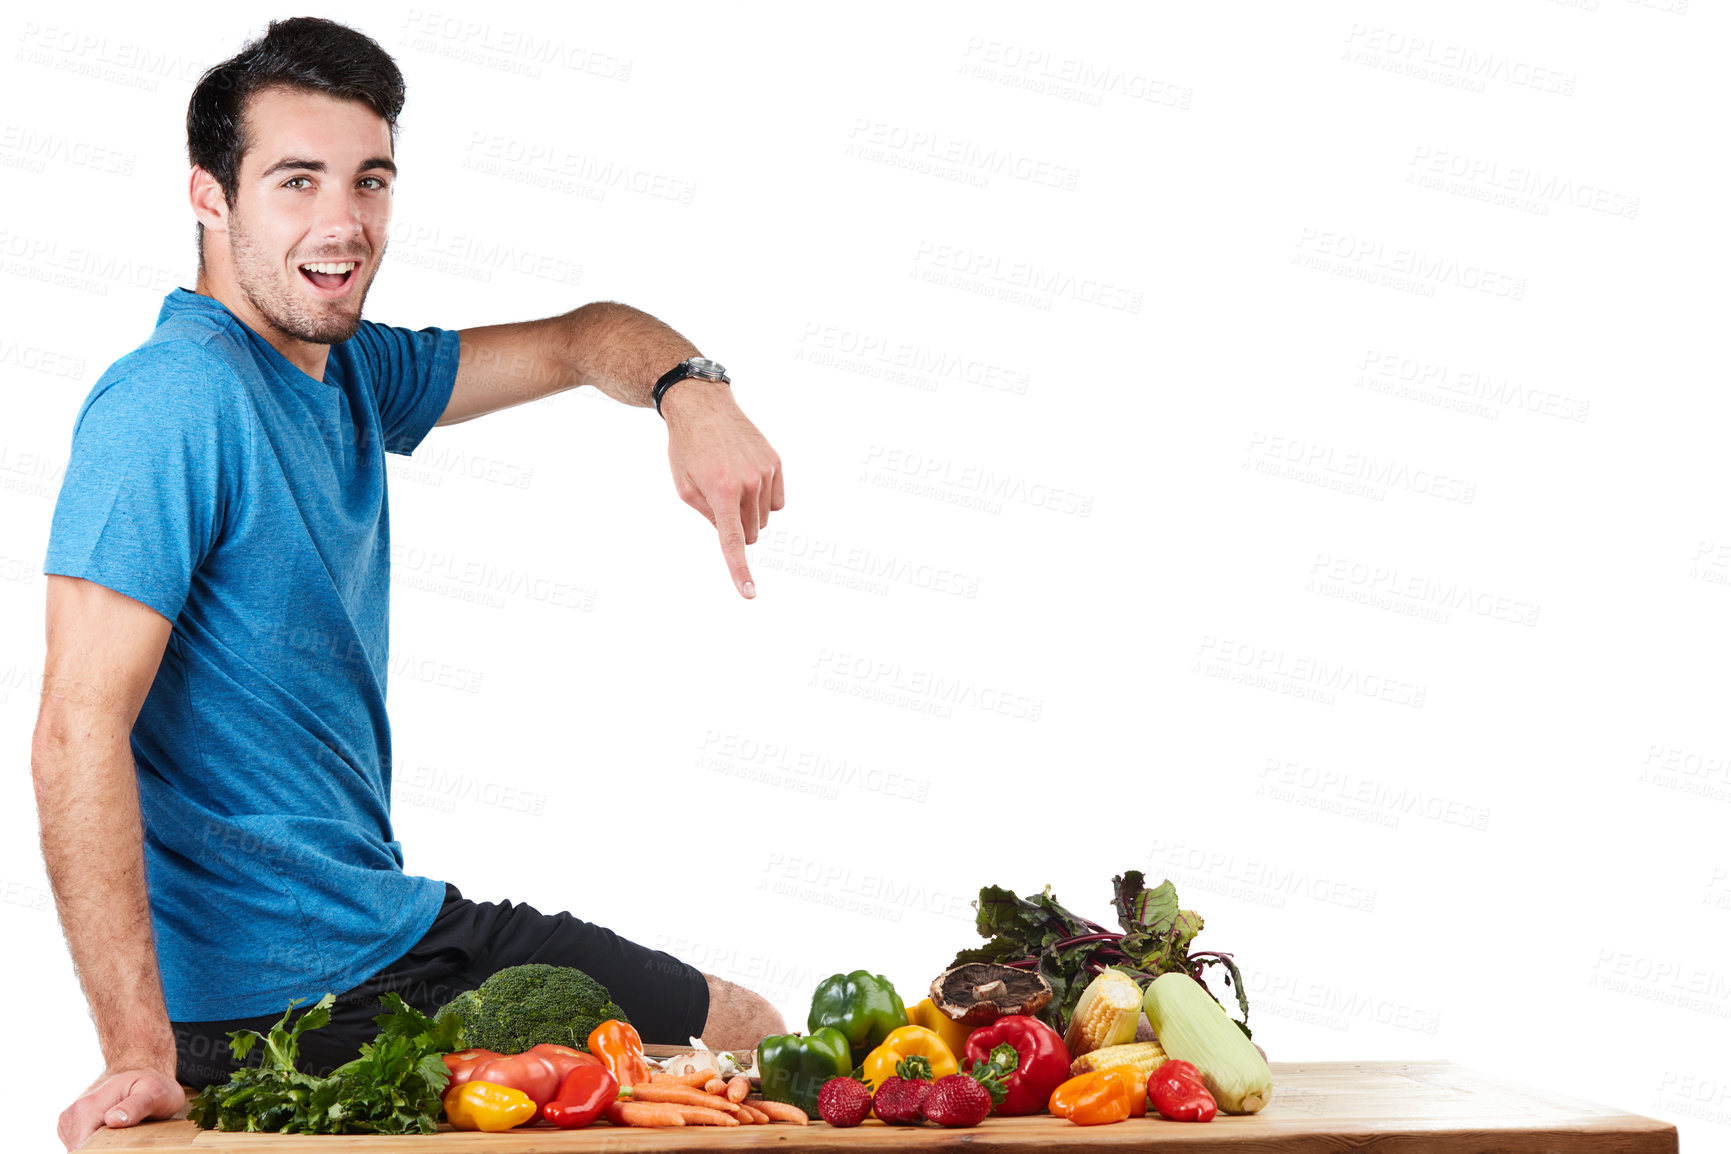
298, 260, 358, 293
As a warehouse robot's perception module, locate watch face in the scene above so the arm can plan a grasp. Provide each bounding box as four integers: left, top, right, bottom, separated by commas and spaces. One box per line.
687, 357, 727, 378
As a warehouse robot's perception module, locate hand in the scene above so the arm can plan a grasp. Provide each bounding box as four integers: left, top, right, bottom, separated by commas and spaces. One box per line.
58, 1067, 185, 1151
663, 382, 784, 598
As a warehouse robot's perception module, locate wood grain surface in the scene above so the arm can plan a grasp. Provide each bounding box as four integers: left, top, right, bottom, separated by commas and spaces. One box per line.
80, 1061, 1680, 1153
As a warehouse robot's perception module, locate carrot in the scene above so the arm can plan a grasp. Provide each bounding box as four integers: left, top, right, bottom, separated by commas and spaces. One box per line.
726, 1076, 750, 1103
753, 1099, 810, 1125
606, 1101, 686, 1127
630, 1083, 728, 1105
704, 1077, 727, 1095
674, 1105, 741, 1126
630, 1084, 752, 1116
665, 1068, 718, 1087
740, 1103, 770, 1124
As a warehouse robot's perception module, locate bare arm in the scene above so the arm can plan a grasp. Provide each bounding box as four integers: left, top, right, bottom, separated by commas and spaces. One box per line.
437, 300, 700, 421
33, 575, 184, 1151
438, 302, 786, 598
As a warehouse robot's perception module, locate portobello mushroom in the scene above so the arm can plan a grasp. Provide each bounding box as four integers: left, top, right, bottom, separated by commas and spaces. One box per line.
930, 963, 1053, 1028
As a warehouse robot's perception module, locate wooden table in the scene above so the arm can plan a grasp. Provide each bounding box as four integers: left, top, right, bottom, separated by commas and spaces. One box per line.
82, 1061, 1679, 1152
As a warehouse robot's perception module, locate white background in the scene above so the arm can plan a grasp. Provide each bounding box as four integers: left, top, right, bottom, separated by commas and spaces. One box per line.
3, 0, 1727, 1148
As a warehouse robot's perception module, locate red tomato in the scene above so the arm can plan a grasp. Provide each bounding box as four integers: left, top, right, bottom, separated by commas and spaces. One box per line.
442, 1048, 501, 1090
526, 1043, 602, 1081
472, 1052, 560, 1110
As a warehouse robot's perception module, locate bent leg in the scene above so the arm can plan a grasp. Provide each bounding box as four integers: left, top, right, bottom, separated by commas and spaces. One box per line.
698, 972, 787, 1049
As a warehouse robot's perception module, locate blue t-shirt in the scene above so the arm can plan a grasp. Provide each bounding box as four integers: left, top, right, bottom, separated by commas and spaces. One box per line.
44, 288, 458, 1020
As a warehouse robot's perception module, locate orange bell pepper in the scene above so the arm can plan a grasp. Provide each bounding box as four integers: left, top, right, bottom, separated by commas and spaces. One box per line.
1048, 1066, 1149, 1126
587, 1019, 650, 1089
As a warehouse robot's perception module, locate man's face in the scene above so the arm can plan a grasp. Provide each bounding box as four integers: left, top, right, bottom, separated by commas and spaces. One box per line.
218, 87, 395, 346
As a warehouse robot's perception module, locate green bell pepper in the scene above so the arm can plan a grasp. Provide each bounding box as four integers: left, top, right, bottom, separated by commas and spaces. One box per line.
758, 1026, 853, 1117
807, 970, 908, 1060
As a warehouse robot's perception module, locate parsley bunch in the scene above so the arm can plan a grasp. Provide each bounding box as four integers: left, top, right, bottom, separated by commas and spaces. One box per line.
187, 992, 462, 1134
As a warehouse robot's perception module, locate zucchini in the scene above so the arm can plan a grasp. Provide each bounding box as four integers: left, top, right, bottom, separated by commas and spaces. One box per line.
1143, 971, 1272, 1114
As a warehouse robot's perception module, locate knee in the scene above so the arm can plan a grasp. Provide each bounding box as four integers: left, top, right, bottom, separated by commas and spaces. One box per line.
699, 974, 788, 1049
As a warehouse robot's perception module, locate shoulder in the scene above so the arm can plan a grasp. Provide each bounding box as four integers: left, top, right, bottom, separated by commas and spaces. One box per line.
333, 319, 460, 396
339, 319, 458, 366
76, 334, 249, 436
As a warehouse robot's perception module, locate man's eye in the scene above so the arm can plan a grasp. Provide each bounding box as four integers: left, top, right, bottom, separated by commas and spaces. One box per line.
358, 177, 390, 190
284, 176, 312, 189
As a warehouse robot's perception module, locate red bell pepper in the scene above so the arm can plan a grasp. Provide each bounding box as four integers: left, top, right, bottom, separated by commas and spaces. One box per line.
1149, 1059, 1218, 1122
542, 1063, 619, 1129
961, 1015, 1070, 1116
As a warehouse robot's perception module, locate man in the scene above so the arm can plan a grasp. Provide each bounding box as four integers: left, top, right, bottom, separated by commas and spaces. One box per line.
34, 17, 786, 1151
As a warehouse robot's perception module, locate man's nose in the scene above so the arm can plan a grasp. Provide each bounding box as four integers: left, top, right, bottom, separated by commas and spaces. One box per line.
315, 188, 367, 240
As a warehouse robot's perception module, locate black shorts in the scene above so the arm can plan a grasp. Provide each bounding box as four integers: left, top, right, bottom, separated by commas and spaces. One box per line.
172, 882, 709, 1089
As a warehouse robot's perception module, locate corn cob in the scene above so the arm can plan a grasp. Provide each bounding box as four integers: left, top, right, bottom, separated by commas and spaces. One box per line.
1063, 969, 1144, 1057
1143, 971, 1273, 1114
1068, 1040, 1169, 1078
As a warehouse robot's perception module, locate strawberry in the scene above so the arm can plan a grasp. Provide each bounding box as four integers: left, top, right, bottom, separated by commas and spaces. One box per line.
817, 1076, 873, 1128
922, 1073, 992, 1128
871, 1055, 935, 1125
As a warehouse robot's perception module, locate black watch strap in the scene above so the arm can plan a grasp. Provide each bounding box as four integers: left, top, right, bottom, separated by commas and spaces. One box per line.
653, 358, 730, 417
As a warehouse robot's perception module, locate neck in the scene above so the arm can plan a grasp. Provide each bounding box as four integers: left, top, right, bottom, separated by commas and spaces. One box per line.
194, 267, 331, 381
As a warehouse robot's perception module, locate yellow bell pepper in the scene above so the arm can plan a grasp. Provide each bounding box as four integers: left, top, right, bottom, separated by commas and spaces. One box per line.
863, 1024, 959, 1091
443, 1079, 537, 1131
906, 997, 973, 1062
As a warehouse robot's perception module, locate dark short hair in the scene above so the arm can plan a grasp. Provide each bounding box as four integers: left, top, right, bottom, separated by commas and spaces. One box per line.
186, 17, 404, 256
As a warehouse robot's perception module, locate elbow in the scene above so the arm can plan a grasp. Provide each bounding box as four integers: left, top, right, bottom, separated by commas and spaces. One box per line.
29, 715, 68, 795
29, 701, 110, 790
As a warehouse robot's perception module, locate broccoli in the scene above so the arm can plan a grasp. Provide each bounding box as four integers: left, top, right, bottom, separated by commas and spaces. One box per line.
434, 964, 627, 1054
433, 989, 483, 1044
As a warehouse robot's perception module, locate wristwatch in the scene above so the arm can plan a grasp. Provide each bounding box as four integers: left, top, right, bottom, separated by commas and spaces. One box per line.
652, 357, 730, 417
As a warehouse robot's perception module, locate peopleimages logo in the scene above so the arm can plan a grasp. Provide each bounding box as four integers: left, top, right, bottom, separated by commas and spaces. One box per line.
1407, 146, 1639, 220
1194, 634, 1428, 710
845, 119, 1081, 190
1342, 24, 1576, 96
1244, 432, 1476, 505
1293, 228, 1526, 300
862, 444, 1094, 517
808, 649, 1044, 722
911, 241, 1143, 313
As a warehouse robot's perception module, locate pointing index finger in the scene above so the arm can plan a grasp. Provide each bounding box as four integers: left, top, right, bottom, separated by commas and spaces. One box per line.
714, 503, 756, 599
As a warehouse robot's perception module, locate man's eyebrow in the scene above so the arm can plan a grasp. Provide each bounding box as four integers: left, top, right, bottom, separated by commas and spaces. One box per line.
258, 156, 398, 179
260, 157, 325, 178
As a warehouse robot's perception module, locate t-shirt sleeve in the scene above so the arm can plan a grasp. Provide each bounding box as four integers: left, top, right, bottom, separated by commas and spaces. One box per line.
346, 322, 460, 456
43, 350, 238, 624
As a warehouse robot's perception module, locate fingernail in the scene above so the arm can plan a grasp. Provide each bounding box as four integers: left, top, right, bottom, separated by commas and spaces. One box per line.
742, 581, 756, 599
111, 1111, 129, 1124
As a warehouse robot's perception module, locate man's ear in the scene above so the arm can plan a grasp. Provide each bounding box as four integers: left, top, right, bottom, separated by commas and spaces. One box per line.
190, 166, 228, 234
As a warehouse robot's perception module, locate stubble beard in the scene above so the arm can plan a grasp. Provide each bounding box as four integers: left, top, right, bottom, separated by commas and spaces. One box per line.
226, 207, 383, 346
